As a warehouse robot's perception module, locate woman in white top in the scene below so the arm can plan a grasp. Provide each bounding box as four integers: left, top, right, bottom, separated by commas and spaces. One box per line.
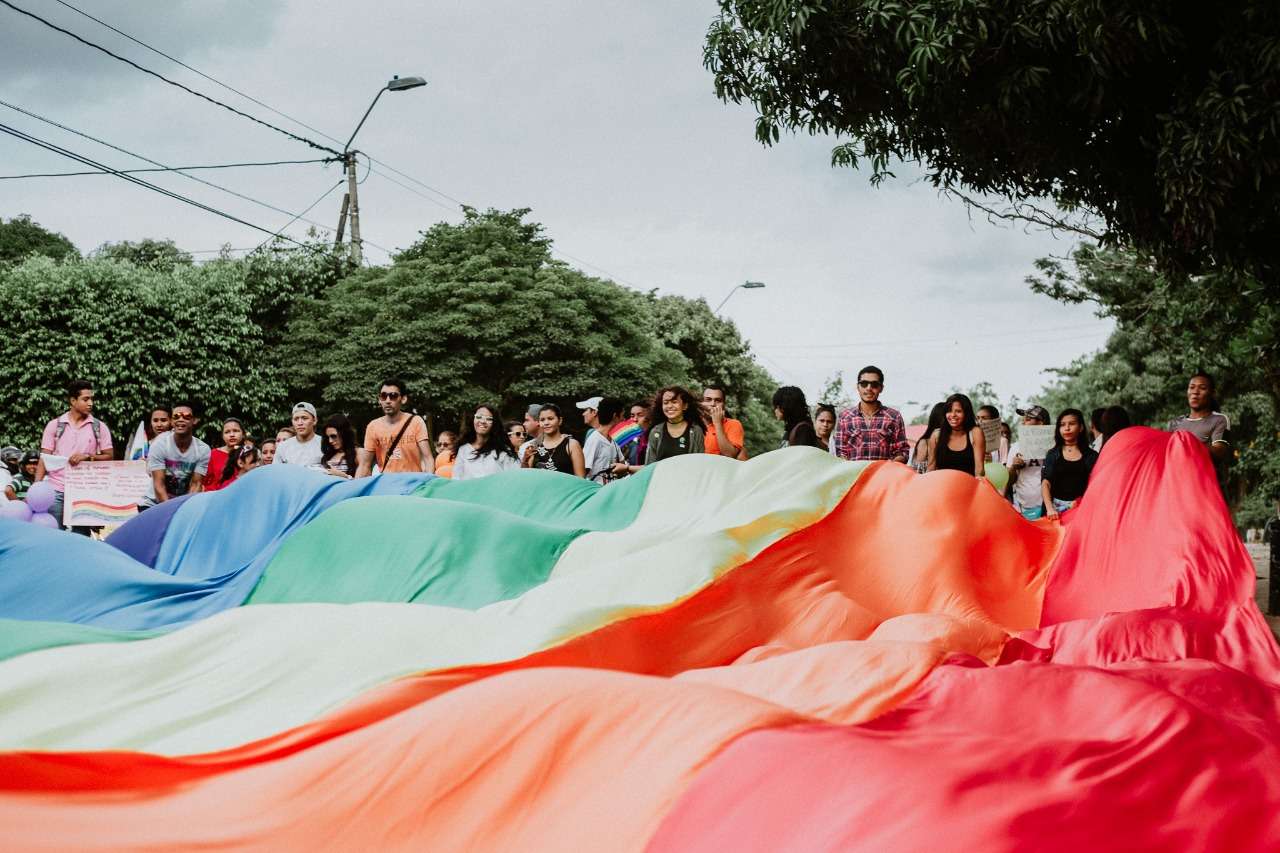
452, 404, 521, 481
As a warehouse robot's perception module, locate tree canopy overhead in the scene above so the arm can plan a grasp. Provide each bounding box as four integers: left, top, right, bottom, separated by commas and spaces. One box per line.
705, 1, 1280, 278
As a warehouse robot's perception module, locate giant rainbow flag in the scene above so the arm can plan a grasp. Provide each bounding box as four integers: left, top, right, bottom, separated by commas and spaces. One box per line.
0, 427, 1277, 850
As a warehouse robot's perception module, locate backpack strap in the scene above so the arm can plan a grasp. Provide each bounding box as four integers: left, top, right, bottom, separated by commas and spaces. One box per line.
53, 418, 102, 453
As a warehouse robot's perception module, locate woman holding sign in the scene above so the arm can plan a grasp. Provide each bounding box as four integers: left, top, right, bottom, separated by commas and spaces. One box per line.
1041, 408, 1100, 520
927, 393, 986, 478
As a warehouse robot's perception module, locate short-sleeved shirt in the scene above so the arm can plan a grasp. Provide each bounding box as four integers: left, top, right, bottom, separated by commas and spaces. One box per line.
1007, 440, 1044, 509
363, 415, 429, 473
40, 413, 114, 491
829, 404, 910, 462
1168, 413, 1230, 446
146, 431, 211, 501
583, 428, 624, 483
704, 418, 745, 456
274, 435, 325, 469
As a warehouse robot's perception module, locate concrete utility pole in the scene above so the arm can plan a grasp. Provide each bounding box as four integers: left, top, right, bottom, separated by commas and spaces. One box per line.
345, 154, 362, 264
341, 74, 427, 266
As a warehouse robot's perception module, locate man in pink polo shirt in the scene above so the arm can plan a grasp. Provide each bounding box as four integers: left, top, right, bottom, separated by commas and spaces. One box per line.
34, 379, 114, 533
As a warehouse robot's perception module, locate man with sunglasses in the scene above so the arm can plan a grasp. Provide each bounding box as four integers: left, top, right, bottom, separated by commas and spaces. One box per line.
356, 378, 433, 476
829, 366, 910, 464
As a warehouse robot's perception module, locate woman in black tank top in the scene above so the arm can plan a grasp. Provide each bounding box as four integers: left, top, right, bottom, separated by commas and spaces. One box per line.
926, 393, 986, 478
522, 404, 586, 477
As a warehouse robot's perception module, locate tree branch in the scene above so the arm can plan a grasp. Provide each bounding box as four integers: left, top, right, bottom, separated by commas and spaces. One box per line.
943, 188, 1106, 241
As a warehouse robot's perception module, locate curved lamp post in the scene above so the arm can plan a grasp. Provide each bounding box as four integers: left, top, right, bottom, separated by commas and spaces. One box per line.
338, 75, 427, 263
714, 280, 766, 313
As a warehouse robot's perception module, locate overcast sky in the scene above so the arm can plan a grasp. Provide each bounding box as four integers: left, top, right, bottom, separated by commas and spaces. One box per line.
1, 0, 1111, 416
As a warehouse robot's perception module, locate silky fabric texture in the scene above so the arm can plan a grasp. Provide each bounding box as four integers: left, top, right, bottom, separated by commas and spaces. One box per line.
0, 451, 867, 752
0, 456, 1053, 832
103, 492, 190, 566
1, 433, 1276, 851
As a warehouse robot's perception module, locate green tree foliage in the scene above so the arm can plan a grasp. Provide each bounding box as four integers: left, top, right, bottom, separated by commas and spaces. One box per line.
286, 208, 783, 454
649, 293, 780, 455
1030, 245, 1280, 526
818, 372, 854, 411
92, 239, 193, 272
0, 256, 284, 450
0, 214, 78, 264
705, 1, 1280, 279
285, 208, 690, 432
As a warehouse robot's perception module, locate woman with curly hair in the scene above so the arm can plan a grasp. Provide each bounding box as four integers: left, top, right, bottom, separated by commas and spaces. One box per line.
644, 386, 706, 464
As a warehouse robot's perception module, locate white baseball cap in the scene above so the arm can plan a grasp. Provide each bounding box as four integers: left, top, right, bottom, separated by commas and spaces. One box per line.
576, 396, 603, 411
292, 402, 317, 419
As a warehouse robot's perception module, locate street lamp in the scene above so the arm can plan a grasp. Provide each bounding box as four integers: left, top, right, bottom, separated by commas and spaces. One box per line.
714, 280, 766, 313
337, 75, 427, 263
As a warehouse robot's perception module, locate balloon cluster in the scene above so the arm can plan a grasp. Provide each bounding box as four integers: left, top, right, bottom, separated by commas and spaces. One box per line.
0, 481, 61, 529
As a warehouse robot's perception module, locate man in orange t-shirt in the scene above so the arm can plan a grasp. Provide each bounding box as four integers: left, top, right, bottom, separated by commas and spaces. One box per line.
356, 378, 434, 476
701, 384, 748, 460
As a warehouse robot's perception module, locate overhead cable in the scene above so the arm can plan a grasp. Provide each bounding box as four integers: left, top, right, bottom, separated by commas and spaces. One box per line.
0, 157, 334, 180
0, 0, 342, 157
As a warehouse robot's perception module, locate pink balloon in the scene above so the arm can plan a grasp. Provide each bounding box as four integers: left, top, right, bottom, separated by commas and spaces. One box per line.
0, 500, 32, 523
25, 481, 56, 514
28, 512, 60, 530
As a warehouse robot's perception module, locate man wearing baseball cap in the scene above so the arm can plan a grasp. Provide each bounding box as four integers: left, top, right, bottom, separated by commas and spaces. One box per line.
578, 396, 629, 483
274, 401, 325, 469
519, 403, 544, 466
1008, 405, 1051, 520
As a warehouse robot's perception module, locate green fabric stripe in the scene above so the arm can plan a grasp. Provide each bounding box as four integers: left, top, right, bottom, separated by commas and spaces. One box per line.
246, 468, 652, 607
0, 618, 158, 662
0, 469, 654, 663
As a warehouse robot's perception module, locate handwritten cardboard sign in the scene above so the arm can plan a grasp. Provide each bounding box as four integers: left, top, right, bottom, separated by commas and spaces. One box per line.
64, 461, 150, 527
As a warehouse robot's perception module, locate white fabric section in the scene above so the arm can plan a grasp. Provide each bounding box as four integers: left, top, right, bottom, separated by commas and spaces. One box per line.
0, 449, 865, 755
452, 444, 520, 480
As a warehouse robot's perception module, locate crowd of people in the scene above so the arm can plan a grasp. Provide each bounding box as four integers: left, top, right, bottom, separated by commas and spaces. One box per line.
0, 366, 1234, 534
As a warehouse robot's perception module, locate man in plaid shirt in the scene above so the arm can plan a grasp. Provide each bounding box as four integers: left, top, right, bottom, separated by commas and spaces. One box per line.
829, 365, 910, 463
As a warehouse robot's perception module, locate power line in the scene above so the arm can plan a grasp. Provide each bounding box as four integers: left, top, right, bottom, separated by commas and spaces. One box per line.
0, 0, 341, 157
0, 98, 338, 235
0, 157, 333, 180
38, 0, 634, 281
255, 180, 346, 251
0, 99, 392, 256
0, 120, 311, 246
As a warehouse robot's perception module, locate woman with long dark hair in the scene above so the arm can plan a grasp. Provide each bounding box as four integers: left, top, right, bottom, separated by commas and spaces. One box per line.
772, 386, 821, 449
644, 386, 706, 463
911, 402, 948, 473
813, 404, 836, 452
523, 404, 586, 477
1041, 408, 1100, 520
454, 404, 521, 480
204, 417, 248, 491
927, 393, 986, 477
321, 414, 358, 478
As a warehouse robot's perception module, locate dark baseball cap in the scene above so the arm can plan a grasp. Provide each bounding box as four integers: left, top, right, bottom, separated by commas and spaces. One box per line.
1016, 405, 1050, 423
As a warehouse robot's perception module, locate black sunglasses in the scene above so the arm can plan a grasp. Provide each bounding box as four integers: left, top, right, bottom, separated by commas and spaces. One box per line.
858, 380, 882, 389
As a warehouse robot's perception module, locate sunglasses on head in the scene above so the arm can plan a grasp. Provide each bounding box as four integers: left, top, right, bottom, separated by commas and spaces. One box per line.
379, 391, 401, 400
858, 380, 882, 389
